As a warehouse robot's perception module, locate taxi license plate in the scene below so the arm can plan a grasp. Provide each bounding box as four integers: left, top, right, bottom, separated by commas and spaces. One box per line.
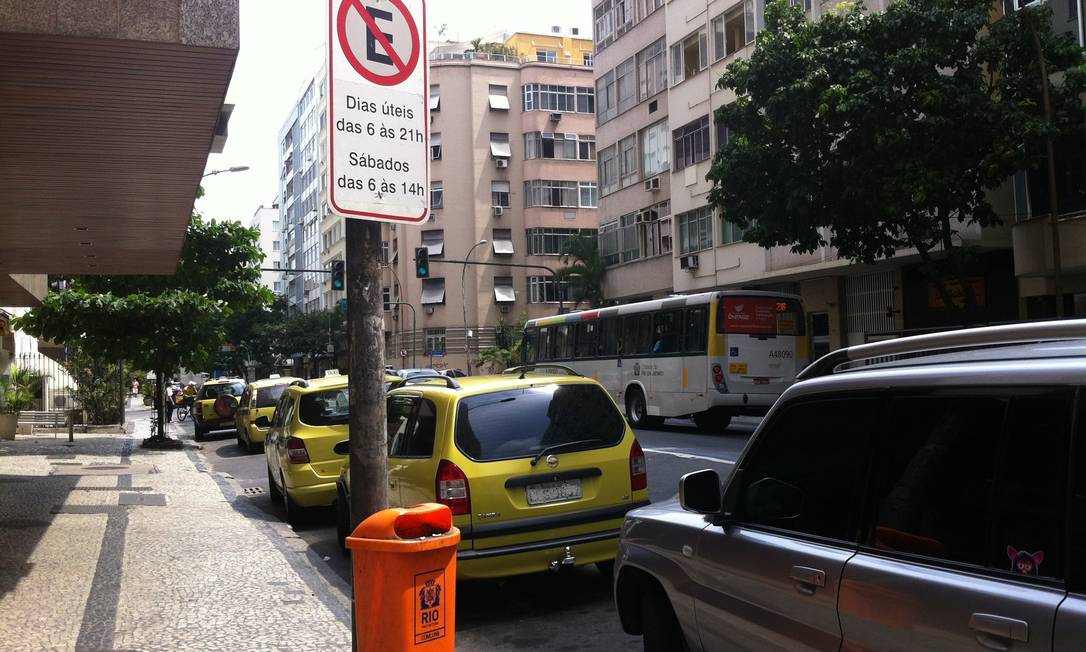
526, 479, 582, 505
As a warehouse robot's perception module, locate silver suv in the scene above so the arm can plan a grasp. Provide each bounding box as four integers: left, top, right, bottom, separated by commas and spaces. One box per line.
614, 321, 1086, 651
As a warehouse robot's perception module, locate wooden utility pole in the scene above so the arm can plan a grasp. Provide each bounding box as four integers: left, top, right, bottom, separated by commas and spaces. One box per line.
346, 219, 389, 529
1030, 17, 1064, 317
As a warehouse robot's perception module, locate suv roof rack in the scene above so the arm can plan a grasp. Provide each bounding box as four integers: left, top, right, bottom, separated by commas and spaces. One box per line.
798, 319, 1086, 381
397, 375, 461, 390
502, 364, 583, 379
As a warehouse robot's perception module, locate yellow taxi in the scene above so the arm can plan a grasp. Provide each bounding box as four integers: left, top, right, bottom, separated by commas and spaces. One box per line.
334, 366, 650, 578
192, 377, 246, 441
265, 375, 349, 526
234, 376, 301, 453
384, 373, 402, 391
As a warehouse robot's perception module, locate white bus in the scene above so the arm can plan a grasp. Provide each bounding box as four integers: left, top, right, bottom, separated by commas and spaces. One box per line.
522, 291, 808, 431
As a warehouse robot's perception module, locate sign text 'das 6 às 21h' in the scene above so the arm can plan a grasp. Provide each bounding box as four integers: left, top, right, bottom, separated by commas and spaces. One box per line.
328, 0, 429, 224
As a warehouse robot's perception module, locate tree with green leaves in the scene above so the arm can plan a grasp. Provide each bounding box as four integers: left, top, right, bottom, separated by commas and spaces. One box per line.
14, 215, 271, 446
274, 308, 345, 376
708, 0, 1086, 317
467, 38, 518, 57
63, 345, 126, 425
558, 234, 606, 309
475, 316, 525, 373
206, 297, 290, 379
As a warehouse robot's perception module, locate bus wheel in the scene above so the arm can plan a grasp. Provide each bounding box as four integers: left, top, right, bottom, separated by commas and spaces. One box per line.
626, 388, 663, 429
693, 408, 733, 433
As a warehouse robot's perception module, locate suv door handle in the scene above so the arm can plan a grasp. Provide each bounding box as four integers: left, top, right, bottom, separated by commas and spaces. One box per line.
969, 613, 1028, 650
789, 566, 826, 595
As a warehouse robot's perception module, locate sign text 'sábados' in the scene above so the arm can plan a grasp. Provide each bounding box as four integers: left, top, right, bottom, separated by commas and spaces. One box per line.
328, 0, 428, 223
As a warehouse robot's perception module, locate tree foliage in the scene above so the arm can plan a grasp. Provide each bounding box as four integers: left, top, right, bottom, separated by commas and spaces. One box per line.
708, 0, 1086, 310
467, 38, 518, 57
558, 235, 606, 309
63, 345, 126, 424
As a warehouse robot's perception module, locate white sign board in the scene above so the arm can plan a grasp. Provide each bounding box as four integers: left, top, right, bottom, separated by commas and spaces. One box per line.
328, 0, 429, 223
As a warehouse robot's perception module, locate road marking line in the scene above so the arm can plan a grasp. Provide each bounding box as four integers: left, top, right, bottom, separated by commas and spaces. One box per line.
643, 448, 736, 465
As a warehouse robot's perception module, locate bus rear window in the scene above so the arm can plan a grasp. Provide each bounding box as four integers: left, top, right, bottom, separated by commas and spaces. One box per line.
718, 297, 804, 336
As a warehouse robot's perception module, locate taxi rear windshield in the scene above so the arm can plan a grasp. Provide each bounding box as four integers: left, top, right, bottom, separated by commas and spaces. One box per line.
199, 382, 245, 401
255, 385, 289, 409
455, 384, 625, 462
299, 388, 349, 427
718, 297, 804, 336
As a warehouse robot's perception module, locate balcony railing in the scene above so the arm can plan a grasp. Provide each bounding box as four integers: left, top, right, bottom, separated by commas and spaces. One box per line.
429, 51, 590, 67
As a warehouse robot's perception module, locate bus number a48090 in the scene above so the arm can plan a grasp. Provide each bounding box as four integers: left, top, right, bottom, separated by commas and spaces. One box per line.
768, 350, 793, 359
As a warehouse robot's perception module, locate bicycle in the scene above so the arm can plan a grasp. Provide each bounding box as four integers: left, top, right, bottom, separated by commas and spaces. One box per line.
175, 396, 193, 422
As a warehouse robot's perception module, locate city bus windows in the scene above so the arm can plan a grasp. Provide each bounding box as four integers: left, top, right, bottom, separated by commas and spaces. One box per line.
523, 329, 539, 363
624, 314, 653, 355
538, 327, 553, 361
652, 311, 681, 354
683, 306, 708, 353
599, 317, 620, 356
556, 324, 575, 360
575, 321, 597, 358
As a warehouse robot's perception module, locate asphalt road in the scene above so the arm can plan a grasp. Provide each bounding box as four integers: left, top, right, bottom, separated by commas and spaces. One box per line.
183, 415, 757, 651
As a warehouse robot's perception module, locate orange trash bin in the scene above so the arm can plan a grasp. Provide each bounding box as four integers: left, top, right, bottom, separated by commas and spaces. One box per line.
346, 503, 461, 651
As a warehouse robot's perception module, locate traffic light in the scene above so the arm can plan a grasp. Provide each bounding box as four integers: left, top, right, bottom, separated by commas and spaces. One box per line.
331, 260, 345, 291
414, 247, 430, 278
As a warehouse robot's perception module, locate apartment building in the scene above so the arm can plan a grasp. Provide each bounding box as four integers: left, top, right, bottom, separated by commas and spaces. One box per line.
380, 37, 598, 371
250, 201, 284, 295
594, 0, 1084, 354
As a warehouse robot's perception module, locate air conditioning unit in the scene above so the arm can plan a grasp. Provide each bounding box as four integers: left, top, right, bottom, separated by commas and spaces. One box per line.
549, 112, 562, 123
679, 254, 700, 271
644, 177, 661, 192
1013, 0, 1040, 8
635, 211, 650, 223
492, 206, 504, 217
494, 158, 509, 169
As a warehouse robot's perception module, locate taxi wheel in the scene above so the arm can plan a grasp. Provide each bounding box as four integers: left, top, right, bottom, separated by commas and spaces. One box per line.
236, 429, 247, 451
693, 408, 733, 433
267, 465, 283, 503
641, 581, 687, 652
335, 491, 351, 552
282, 475, 308, 528
626, 388, 663, 429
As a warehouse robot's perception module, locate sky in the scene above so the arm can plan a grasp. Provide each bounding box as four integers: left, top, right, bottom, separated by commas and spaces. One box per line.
196, 0, 593, 224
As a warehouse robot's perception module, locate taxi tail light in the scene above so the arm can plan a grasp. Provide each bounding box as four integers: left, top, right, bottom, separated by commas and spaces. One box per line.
629, 439, 647, 491
712, 363, 724, 385
286, 437, 310, 464
436, 459, 471, 516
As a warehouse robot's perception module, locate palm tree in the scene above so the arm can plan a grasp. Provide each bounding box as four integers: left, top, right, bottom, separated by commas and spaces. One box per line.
558, 235, 606, 309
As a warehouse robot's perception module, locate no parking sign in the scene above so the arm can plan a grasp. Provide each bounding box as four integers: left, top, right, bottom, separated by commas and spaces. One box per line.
328, 0, 429, 223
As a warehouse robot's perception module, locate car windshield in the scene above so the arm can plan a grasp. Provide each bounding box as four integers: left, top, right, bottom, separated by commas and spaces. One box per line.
298, 388, 349, 426
255, 384, 290, 408
199, 382, 245, 400
454, 384, 626, 462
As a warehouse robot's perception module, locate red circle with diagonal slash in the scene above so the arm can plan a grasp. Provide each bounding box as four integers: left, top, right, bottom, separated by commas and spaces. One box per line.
337, 0, 421, 87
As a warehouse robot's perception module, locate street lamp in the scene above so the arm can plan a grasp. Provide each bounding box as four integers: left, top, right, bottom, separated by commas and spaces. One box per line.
202, 165, 251, 178
462, 239, 488, 375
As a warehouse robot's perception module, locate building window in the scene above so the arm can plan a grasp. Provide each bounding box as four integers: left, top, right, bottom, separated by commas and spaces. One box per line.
380, 240, 390, 264
523, 181, 598, 209
672, 116, 711, 171
641, 120, 670, 178
579, 182, 598, 208
490, 132, 512, 159
425, 328, 447, 354
594, 0, 615, 48
527, 276, 572, 303
421, 229, 444, 257
583, 52, 593, 66
526, 227, 597, 255
537, 48, 558, 63
491, 181, 511, 208
493, 229, 514, 255
429, 84, 440, 111
421, 278, 446, 305
525, 132, 595, 160
678, 206, 714, 254
720, 215, 745, 245
382, 287, 392, 311
619, 134, 639, 187
596, 70, 617, 123
713, 1, 756, 61
522, 84, 595, 113
598, 145, 619, 195
494, 276, 516, 303
616, 57, 637, 114
273, 240, 280, 251
637, 38, 667, 101
488, 84, 510, 110
670, 29, 708, 85
716, 118, 731, 151
430, 181, 444, 210
431, 132, 442, 160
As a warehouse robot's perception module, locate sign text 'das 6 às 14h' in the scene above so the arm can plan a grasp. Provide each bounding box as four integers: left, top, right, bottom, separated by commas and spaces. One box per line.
328, 0, 428, 224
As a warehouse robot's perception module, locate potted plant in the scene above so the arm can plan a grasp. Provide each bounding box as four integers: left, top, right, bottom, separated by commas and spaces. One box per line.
0, 371, 33, 440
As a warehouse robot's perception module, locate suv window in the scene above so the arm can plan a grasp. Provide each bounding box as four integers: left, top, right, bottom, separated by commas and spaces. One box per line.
736, 397, 877, 542
867, 390, 1071, 580
388, 396, 438, 458
298, 388, 349, 427
256, 384, 289, 408
455, 384, 626, 462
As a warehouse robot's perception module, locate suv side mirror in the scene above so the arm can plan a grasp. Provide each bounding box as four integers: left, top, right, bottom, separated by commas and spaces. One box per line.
680, 469, 722, 515
333, 440, 350, 456
253, 416, 271, 429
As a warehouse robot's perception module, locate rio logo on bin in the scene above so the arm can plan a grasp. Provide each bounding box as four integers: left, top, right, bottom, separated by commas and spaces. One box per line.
414, 569, 446, 644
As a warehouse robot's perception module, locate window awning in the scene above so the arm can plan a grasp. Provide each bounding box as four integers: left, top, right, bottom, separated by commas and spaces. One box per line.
490, 140, 512, 158
421, 278, 446, 305
488, 94, 510, 110
422, 230, 444, 256
429, 93, 440, 111
492, 234, 514, 255
494, 279, 515, 303
430, 133, 442, 147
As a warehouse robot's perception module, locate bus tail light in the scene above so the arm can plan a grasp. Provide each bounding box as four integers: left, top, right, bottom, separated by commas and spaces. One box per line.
436, 459, 472, 516
712, 364, 725, 384
629, 440, 647, 491
286, 437, 310, 464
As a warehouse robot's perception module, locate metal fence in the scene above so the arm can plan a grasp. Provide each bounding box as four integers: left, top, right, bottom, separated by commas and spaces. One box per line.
15, 352, 75, 412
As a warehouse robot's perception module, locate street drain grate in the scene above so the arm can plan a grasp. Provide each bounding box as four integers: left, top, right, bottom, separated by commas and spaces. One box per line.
242, 486, 265, 496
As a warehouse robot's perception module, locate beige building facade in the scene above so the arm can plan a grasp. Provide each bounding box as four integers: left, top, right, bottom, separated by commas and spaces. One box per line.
380, 49, 598, 372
